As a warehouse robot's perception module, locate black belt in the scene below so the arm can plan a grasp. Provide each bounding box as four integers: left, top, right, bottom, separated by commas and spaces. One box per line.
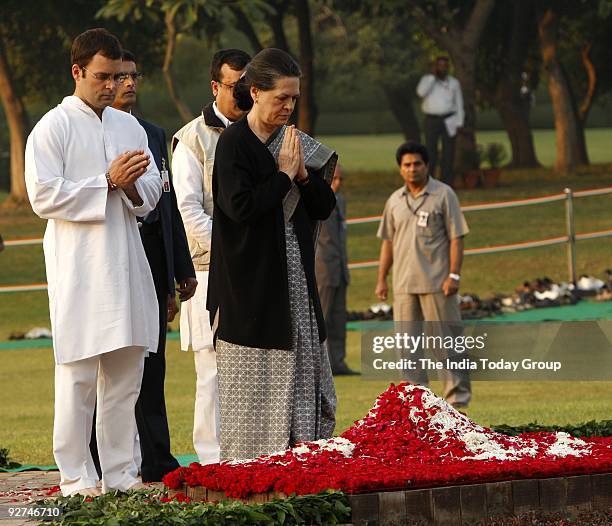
425, 112, 455, 119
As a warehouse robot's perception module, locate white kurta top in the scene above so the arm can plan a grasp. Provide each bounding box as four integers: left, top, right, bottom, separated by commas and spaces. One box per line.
25, 95, 162, 364
172, 137, 214, 352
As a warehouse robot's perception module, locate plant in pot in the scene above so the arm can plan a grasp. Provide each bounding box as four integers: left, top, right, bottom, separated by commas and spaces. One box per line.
461, 145, 484, 189
483, 142, 507, 188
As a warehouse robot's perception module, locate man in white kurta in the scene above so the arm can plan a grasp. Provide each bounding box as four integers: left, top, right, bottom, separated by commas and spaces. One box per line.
24, 29, 161, 497
171, 49, 250, 464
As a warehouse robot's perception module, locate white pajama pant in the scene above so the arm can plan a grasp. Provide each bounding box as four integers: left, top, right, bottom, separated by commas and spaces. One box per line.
193, 348, 220, 464
53, 346, 145, 496
179, 270, 220, 464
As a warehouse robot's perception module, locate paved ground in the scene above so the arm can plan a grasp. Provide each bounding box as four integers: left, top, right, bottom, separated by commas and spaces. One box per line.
0, 471, 60, 525
0, 471, 163, 525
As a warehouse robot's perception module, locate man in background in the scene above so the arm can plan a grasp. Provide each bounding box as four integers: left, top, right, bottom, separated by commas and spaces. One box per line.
416, 56, 464, 186
375, 141, 471, 409
91, 49, 197, 482
315, 165, 357, 375
172, 48, 250, 464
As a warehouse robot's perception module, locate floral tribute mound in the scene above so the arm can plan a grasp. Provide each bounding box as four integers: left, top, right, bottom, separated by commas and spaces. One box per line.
164, 383, 612, 498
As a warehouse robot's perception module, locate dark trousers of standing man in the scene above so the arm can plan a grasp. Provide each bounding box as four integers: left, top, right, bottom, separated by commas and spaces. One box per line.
135, 223, 180, 481
90, 222, 179, 482
318, 282, 347, 373
424, 114, 455, 186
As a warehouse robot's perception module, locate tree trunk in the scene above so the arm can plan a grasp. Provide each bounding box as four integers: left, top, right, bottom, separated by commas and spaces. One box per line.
0, 37, 29, 204
575, 42, 596, 165
163, 10, 194, 123
267, 1, 290, 52
575, 119, 589, 165
538, 9, 580, 174
493, 70, 539, 168
451, 54, 477, 153
295, 0, 316, 135
229, 5, 263, 53
496, 91, 539, 168
383, 84, 421, 141
492, 0, 539, 167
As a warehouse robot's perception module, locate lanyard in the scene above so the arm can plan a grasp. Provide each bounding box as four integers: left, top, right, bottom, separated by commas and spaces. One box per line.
404, 192, 429, 216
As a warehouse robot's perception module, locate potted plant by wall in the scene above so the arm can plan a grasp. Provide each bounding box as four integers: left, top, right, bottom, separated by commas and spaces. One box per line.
461, 145, 484, 189
483, 143, 507, 189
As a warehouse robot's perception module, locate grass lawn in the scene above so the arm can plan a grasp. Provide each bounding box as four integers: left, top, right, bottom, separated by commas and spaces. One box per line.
2, 165, 609, 334
2, 334, 612, 466
318, 128, 612, 173
0, 132, 611, 465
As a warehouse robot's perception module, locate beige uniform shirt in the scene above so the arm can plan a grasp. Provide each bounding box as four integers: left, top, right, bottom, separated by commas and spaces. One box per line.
377, 177, 469, 294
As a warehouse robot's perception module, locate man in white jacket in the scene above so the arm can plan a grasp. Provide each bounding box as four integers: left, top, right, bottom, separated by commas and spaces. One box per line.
171, 48, 250, 464
416, 56, 464, 187
24, 28, 161, 496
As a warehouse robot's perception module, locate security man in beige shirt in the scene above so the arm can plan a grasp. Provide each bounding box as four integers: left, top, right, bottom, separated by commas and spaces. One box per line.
375, 140, 471, 408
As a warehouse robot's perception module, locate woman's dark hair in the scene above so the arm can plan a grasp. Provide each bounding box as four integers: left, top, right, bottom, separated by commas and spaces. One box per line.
233, 48, 301, 111
396, 141, 429, 166
71, 28, 122, 68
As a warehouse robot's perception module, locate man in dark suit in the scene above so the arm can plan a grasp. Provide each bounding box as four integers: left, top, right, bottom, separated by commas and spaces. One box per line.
315, 165, 358, 376
91, 50, 197, 482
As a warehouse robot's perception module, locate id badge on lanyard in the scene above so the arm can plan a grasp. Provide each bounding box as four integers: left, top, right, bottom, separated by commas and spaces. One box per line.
405, 193, 429, 225
417, 210, 429, 227
161, 158, 171, 193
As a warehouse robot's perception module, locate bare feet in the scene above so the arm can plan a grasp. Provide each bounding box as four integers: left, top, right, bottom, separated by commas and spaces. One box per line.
70, 487, 102, 497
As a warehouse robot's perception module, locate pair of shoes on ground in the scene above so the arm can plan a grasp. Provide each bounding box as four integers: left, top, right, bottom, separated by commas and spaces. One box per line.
69, 480, 149, 497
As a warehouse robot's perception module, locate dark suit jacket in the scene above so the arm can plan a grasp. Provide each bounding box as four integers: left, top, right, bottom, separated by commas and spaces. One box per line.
137, 117, 195, 295
315, 193, 350, 288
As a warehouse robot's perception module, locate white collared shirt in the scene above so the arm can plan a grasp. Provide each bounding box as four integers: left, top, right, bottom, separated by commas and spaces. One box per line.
416, 74, 464, 137
213, 102, 232, 128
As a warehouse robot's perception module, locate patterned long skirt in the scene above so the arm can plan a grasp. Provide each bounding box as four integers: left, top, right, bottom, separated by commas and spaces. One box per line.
216, 221, 337, 460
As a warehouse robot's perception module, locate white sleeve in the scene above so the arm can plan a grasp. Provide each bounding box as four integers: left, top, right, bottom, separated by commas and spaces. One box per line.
25, 116, 108, 222
172, 142, 213, 251
416, 74, 436, 98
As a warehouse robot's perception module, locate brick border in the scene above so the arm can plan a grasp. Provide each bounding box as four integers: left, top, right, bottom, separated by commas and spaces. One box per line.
176, 472, 611, 525
347, 473, 612, 525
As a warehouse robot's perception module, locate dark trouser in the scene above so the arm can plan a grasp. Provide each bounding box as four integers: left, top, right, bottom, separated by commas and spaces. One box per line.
318, 282, 347, 372
424, 114, 456, 186
135, 228, 179, 481
90, 224, 179, 482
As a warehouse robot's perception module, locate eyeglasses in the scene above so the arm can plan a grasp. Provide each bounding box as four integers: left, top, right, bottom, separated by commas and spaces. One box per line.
218, 81, 237, 91
81, 66, 130, 83
120, 72, 144, 83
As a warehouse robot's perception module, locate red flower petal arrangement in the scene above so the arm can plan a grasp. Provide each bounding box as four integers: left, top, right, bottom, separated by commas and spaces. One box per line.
163, 383, 612, 498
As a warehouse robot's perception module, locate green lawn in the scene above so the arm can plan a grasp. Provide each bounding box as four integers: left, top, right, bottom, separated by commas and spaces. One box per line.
1, 131, 611, 466
318, 128, 612, 173
2, 335, 612, 466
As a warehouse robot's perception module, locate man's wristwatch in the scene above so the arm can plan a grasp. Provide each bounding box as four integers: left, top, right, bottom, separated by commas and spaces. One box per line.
449, 273, 461, 281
